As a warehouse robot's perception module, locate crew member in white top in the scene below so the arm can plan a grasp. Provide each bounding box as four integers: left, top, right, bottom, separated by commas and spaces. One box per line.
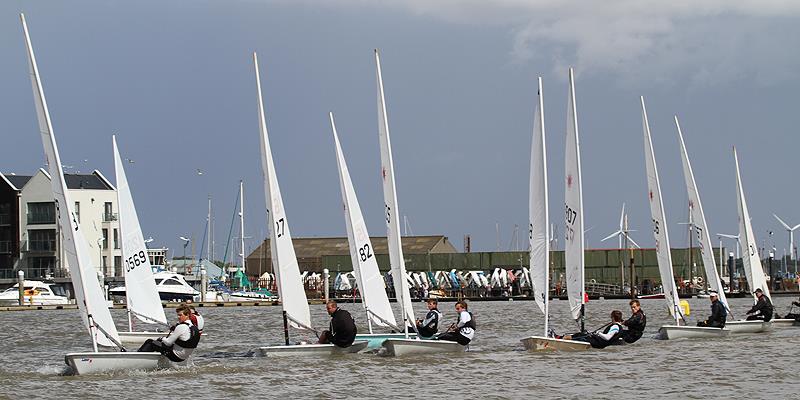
437, 300, 475, 345
138, 304, 200, 361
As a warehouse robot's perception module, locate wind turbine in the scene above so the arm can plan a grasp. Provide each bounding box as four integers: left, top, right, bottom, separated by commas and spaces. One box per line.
773, 214, 800, 261
601, 203, 641, 249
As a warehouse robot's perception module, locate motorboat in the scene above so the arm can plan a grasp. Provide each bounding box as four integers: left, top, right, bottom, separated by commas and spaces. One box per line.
0, 280, 69, 306
229, 287, 277, 302
110, 271, 199, 302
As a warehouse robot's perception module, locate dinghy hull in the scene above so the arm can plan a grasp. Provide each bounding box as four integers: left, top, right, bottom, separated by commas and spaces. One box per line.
657, 325, 729, 340
520, 336, 592, 351
380, 338, 465, 356
355, 333, 418, 348
771, 318, 797, 327
64, 352, 163, 375
258, 340, 368, 356
725, 320, 772, 333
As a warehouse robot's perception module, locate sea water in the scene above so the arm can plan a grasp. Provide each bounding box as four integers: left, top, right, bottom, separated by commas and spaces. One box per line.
0, 296, 796, 399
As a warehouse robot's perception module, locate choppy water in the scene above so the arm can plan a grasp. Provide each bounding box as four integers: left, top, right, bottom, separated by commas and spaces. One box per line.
0, 296, 797, 399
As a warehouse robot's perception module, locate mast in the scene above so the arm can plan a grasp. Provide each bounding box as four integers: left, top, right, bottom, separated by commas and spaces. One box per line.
239, 180, 246, 285
207, 196, 212, 262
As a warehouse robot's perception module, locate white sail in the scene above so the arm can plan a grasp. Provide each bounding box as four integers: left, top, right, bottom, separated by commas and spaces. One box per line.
330, 112, 397, 329
21, 14, 119, 347
254, 53, 312, 330
374, 50, 415, 327
530, 77, 550, 332
113, 136, 167, 326
675, 118, 729, 309
733, 148, 770, 299
641, 97, 681, 321
564, 68, 585, 323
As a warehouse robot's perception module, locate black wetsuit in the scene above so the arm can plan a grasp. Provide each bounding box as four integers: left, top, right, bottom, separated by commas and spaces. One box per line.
746, 295, 774, 322
415, 309, 441, 338
697, 299, 727, 328
621, 310, 646, 343
326, 308, 357, 347
574, 323, 623, 349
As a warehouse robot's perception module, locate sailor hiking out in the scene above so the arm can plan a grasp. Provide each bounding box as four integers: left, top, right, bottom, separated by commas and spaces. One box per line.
621, 300, 647, 343
438, 300, 475, 346
697, 291, 727, 328
413, 298, 442, 338
137, 304, 201, 362
745, 288, 774, 322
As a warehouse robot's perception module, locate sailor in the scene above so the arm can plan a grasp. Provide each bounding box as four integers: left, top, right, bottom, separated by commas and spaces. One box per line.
565, 310, 624, 349
745, 288, 774, 322
185, 300, 205, 333
696, 291, 727, 328
413, 298, 442, 338
137, 304, 201, 362
621, 299, 647, 343
437, 300, 475, 345
318, 300, 357, 347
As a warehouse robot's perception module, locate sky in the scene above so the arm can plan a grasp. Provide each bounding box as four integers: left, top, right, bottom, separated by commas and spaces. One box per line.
1, 1, 799, 259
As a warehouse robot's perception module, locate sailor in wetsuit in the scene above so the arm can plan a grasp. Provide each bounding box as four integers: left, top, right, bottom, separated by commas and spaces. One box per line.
412, 298, 442, 338
318, 300, 357, 347
437, 300, 475, 346
745, 288, 774, 322
138, 304, 201, 362
621, 299, 647, 343
697, 291, 727, 328
565, 310, 624, 349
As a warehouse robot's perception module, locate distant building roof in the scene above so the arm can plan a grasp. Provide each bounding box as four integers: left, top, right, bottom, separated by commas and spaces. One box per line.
64, 172, 113, 190
2, 174, 33, 190
248, 235, 458, 260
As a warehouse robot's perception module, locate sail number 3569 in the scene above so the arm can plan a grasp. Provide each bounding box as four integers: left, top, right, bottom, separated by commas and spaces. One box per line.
125, 250, 147, 272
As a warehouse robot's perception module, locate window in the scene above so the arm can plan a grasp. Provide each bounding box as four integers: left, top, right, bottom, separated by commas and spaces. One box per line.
74, 201, 80, 224
102, 256, 107, 269
0, 203, 10, 225
27, 256, 55, 278
28, 229, 56, 251
102, 229, 108, 249
113, 229, 119, 249
103, 202, 116, 222
27, 202, 55, 224
114, 256, 122, 277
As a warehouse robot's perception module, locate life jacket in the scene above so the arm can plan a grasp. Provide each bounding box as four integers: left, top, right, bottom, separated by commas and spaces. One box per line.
174, 321, 201, 349
460, 311, 476, 330
626, 310, 646, 332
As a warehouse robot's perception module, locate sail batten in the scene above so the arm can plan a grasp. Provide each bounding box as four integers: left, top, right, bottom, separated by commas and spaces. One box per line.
254, 53, 312, 330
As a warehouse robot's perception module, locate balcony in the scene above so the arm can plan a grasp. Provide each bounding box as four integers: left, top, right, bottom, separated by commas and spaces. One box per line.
29, 239, 56, 252
102, 213, 118, 222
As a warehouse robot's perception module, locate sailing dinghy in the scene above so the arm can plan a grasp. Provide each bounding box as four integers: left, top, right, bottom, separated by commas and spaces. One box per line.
370, 50, 462, 356
252, 53, 366, 356
21, 14, 163, 374
639, 100, 726, 340
113, 136, 170, 346
522, 70, 591, 351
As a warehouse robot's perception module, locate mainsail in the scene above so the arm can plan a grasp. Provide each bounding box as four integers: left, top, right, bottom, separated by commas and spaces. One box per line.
530, 77, 550, 336
564, 68, 585, 324
330, 112, 398, 329
641, 97, 682, 322
22, 14, 120, 347
113, 136, 167, 326
675, 118, 729, 309
733, 148, 771, 299
374, 50, 415, 327
254, 52, 312, 330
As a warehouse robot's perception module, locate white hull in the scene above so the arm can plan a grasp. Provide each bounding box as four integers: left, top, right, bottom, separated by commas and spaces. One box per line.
658, 325, 729, 340
0, 297, 69, 306
771, 318, 798, 327
64, 351, 164, 375
725, 320, 772, 333
381, 338, 465, 356
259, 340, 368, 356
520, 336, 592, 351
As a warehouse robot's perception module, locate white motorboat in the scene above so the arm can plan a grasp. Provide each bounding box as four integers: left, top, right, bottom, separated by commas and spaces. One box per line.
657, 325, 730, 340
252, 54, 365, 356
229, 288, 277, 302
110, 271, 199, 302
0, 280, 69, 306
21, 14, 163, 375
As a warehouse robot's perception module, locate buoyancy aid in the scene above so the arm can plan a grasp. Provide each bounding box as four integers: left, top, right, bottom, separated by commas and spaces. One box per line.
174, 321, 201, 349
